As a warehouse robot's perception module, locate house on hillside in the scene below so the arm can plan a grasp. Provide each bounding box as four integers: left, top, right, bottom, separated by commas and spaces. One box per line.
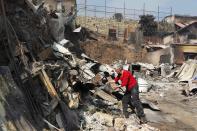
163, 22, 197, 44
142, 44, 197, 65
163, 15, 197, 24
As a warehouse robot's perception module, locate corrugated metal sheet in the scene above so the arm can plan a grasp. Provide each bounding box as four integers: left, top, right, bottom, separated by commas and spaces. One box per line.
175, 60, 197, 82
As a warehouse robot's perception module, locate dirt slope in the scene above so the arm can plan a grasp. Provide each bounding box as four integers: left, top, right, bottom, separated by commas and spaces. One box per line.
81, 39, 146, 64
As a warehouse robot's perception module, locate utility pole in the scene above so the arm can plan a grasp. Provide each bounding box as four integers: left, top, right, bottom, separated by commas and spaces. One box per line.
170, 7, 173, 16
85, 0, 87, 27
158, 5, 160, 31
158, 5, 160, 22
124, 0, 125, 19
143, 3, 145, 15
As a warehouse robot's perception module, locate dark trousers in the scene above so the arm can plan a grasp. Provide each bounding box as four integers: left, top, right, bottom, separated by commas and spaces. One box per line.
122, 84, 145, 118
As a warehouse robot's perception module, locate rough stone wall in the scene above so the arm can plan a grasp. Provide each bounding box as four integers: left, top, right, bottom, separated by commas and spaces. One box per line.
76, 16, 138, 36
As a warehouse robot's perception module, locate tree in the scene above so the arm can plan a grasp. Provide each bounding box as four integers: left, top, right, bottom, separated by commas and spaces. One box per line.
139, 15, 157, 36
113, 13, 123, 22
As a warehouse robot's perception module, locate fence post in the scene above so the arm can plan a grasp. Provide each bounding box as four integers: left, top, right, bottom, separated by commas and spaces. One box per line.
94, 5, 96, 17
105, 0, 106, 18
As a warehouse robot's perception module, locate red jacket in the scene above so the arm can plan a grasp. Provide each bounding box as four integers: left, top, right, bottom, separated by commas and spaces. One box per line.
114, 70, 137, 91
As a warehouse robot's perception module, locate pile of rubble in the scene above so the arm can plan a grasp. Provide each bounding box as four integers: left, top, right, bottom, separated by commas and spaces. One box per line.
1, 0, 196, 131
0, 0, 160, 130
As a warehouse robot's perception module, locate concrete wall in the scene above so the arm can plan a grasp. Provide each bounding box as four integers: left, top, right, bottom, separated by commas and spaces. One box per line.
163, 35, 174, 44
164, 16, 175, 24
142, 47, 173, 65
178, 35, 188, 43
189, 39, 197, 44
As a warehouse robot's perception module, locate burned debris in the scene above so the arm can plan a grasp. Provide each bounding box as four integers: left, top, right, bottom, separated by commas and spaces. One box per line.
0, 0, 197, 131
0, 0, 91, 130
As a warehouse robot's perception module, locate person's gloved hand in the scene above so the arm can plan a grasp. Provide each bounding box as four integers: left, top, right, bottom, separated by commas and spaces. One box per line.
117, 73, 121, 78
114, 85, 121, 91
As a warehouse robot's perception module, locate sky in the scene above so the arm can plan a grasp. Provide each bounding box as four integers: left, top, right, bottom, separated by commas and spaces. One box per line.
77, 0, 197, 19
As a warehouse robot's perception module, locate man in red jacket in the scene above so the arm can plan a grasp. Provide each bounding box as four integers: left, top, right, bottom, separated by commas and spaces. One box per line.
114, 64, 147, 123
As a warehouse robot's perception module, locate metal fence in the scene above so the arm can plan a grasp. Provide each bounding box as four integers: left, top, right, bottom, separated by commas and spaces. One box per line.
77, 3, 172, 21
76, 2, 173, 39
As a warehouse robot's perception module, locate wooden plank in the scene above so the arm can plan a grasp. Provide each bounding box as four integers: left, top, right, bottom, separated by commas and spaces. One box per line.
92, 88, 118, 103
39, 69, 60, 100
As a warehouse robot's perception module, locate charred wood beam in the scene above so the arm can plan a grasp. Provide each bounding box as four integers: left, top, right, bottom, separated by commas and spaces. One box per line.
39, 69, 80, 130
39, 69, 60, 99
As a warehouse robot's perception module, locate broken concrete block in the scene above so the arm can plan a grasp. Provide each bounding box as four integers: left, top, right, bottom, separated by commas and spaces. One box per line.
68, 92, 80, 109
93, 88, 118, 104
107, 127, 116, 131
114, 118, 126, 130
138, 78, 151, 93
93, 112, 114, 127
69, 70, 78, 76
144, 109, 165, 123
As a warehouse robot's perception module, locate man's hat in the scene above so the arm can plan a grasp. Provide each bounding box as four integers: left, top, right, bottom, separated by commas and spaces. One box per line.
113, 63, 123, 70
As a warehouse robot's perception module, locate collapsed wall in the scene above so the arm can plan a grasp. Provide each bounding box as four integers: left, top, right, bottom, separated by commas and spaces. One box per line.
142, 47, 174, 66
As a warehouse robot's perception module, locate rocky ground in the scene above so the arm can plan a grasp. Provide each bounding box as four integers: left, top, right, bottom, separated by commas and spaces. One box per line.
143, 78, 197, 131
74, 74, 197, 131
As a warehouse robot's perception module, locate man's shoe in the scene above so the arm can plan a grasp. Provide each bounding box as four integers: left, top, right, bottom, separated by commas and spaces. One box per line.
139, 116, 147, 124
